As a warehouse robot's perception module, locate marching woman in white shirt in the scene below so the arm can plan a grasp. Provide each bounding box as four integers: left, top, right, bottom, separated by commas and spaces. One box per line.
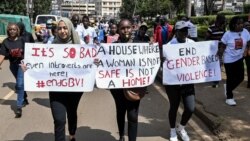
221, 16, 250, 106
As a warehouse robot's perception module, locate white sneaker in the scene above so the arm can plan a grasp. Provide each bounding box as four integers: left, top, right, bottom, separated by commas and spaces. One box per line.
170, 129, 178, 141
176, 126, 190, 141
225, 99, 236, 106
223, 84, 227, 98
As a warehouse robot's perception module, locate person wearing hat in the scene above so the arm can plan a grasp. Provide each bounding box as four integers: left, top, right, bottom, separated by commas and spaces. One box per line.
133, 23, 150, 42
163, 21, 195, 141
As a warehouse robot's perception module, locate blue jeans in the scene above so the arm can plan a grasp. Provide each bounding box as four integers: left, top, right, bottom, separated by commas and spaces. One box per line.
10, 64, 24, 108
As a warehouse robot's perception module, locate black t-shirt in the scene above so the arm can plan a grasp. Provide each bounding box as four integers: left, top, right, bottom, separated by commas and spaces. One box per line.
0, 38, 25, 64
21, 32, 35, 43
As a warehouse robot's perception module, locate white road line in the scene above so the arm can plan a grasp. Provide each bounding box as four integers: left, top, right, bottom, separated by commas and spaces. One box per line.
152, 83, 214, 141
0, 90, 15, 104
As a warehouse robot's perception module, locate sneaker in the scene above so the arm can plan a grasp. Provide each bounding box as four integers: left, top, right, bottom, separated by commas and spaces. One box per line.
225, 99, 236, 106
176, 126, 190, 141
170, 130, 178, 141
15, 108, 22, 118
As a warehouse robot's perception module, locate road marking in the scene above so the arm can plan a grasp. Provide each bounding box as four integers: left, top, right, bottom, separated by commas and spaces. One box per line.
152, 83, 214, 141
0, 90, 15, 104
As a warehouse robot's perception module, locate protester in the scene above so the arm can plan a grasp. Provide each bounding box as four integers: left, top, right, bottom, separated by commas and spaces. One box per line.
105, 23, 119, 43
17, 21, 35, 106
221, 16, 250, 106
206, 14, 227, 88
71, 14, 84, 43
97, 24, 105, 43
17, 22, 35, 43
133, 23, 150, 42
0, 23, 25, 118
164, 21, 195, 141
181, 16, 198, 41
47, 17, 84, 141
47, 25, 57, 44
109, 19, 147, 141
82, 15, 98, 45
154, 16, 172, 64
244, 21, 250, 88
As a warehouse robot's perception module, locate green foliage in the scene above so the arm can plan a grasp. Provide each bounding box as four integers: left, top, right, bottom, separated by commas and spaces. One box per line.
189, 14, 249, 25
218, 10, 235, 15
243, 4, 250, 13
33, 0, 52, 20
197, 25, 208, 39
0, 0, 26, 15
120, 0, 175, 18
119, 0, 134, 19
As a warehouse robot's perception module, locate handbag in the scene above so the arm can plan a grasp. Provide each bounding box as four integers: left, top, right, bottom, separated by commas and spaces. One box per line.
123, 87, 148, 101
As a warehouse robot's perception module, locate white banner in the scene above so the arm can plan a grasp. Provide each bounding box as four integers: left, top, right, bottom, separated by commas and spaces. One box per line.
163, 41, 221, 85
96, 43, 160, 89
24, 43, 97, 92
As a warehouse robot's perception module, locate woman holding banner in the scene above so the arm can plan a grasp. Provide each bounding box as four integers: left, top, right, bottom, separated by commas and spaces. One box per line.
109, 19, 150, 141
48, 17, 84, 141
221, 16, 250, 106
164, 21, 195, 141
20, 18, 83, 141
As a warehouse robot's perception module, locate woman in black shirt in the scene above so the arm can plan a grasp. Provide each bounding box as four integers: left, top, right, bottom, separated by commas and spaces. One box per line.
0, 23, 25, 118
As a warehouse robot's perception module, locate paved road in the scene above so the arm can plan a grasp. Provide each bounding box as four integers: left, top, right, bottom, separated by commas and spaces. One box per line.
0, 60, 217, 141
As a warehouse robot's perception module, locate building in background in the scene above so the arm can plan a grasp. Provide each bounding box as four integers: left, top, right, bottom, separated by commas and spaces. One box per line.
194, 0, 250, 16
61, 1, 95, 17
95, 0, 122, 19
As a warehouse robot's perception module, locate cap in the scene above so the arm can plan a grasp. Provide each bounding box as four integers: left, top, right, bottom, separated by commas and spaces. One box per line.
139, 23, 148, 30
175, 21, 189, 30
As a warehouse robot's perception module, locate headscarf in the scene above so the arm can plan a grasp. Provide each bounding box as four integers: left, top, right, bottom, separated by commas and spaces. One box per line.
53, 17, 80, 44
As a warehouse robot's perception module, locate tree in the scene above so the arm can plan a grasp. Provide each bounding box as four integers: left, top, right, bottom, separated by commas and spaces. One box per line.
185, 0, 191, 17
204, 0, 216, 15
33, 0, 52, 20
119, 0, 135, 19
0, 0, 26, 15
120, 0, 174, 18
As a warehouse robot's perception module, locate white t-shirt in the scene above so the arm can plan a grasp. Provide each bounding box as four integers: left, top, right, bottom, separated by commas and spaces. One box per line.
74, 25, 84, 42
221, 28, 250, 63
82, 26, 97, 45
167, 37, 195, 44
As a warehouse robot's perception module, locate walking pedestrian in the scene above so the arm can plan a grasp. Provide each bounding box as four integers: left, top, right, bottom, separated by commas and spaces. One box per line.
105, 23, 119, 43
221, 16, 250, 106
17, 21, 35, 106
206, 14, 227, 88
49, 17, 84, 141
20, 17, 84, 141
164, 21, 196, 141
71, 14, 84, 43
110, 19, 147, 141
0, 23, 25, 118
82, 15, 98, 45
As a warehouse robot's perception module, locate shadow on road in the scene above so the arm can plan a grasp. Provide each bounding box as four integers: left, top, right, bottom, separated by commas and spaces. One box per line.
8, 132, 53, 141
8, 126, 116, 141
75, 126, 117, 141
2, 82, 16, 90
0, 99, 17, 115
32, 98, 50, 108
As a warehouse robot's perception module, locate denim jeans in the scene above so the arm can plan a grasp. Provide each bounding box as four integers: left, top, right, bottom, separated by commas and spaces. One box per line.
9, 63, 24, 108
